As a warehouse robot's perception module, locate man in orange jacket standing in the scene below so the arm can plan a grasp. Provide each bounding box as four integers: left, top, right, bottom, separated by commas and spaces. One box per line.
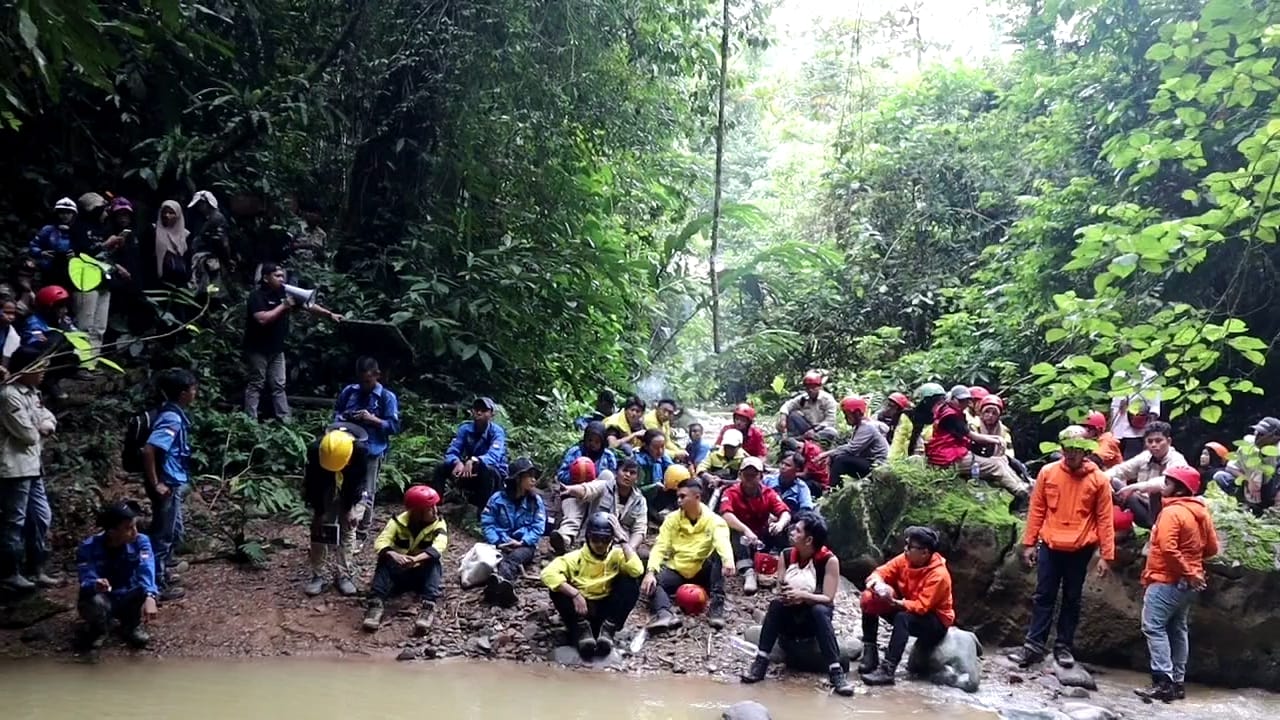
1009, 426, 1115, 668
1134, 465, 1218, 703
859, 526, 954, 686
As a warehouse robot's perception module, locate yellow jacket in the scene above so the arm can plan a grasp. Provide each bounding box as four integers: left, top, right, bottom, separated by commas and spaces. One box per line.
888, 415, 915, 461
374, 512, 448, 559
604, 410, 642, 449
647, 503, 733, 579
698, 448, 743, 476
541, 546, 644, 600
970, 419, 1015, 458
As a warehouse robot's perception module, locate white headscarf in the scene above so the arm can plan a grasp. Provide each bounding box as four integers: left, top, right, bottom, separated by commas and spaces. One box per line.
154, 200, 189, 277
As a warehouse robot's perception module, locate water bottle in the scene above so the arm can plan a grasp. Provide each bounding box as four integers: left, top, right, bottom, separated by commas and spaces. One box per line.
727, 635, 759, 657
970, 457, 981, 480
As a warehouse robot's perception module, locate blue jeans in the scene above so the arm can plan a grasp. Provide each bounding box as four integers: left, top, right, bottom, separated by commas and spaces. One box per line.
1025, 544, 1094, 653
1142, 582, 1194, 682
149, 485, 185, 589
0, 476, 51, 576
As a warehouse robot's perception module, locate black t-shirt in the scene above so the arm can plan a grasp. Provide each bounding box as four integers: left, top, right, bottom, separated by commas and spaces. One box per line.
244, 286, 289, 354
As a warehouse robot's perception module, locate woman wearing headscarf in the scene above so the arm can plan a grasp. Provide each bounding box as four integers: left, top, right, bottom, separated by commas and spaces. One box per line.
153, 200, 190, 289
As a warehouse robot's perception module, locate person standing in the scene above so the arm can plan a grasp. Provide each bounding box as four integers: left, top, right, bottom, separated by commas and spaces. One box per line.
74, 501, 158, 649
431, 397, 509, 516
140, 368, 198, 602
1133, 466, 1218, 703
30, 197, 78, 291
775, 371, 838, 438
0, 347, 59, 592
71, 195, 128, 358
242, 263, 342, 423
188, 190, 234, 271
302, 426, 370, 597
152, 200, 190, 288
333, 357, 400, 536
1008, 426, 1115, 668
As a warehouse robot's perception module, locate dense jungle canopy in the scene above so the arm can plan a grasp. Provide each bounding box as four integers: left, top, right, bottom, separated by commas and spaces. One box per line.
3, 0, 1280, 465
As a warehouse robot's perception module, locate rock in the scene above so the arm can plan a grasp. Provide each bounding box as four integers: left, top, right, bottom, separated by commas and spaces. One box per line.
722, 700, 771, 720
0, 594, 70, 629
1060, 686, 1090, 699
19, 627, 48, 643
1060, 702, 1119, 720
1052, 663, 1097, 691
551, 645, 624, 668
396, 648, 419, 661
1000, 710, 1070, 720
1037, 675, 1063, 691
471, 635, 492, 655
905, 626, 983, 693
742, 625, 860, 673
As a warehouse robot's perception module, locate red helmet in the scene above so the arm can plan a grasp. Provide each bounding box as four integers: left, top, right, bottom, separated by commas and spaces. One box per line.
1164, 465, 1202, 495
1113, 507, 1135, 533
674, 583, 709, 615
1084, 411, 1107, 432
803, 371, 824, 387
840, 395, 867, 414
404, 485, 440, 512
887, 392, 913, 410
35, 285, 70, 310
732, 403, 757, 421
968, 386, 990, 402
568, 456, 596, 484
753, 552, 779, 576
860, 588, 897, 617
980, 395, 1005, 412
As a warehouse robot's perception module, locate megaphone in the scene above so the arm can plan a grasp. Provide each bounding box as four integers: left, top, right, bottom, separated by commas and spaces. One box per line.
284, 284, 319, 308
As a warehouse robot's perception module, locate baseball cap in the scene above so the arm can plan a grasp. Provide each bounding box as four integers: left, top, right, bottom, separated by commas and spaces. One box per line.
741, 456, 765, 473
188, 190, 218, 209
1252, 417, 1280, 437
721, 428, 744, 447
949, 385, 972, 402
472, 396, 497, 412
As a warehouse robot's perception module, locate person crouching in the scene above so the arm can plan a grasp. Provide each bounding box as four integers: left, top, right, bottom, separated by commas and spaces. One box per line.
362, 485, 448, 636
75, 502, 158, 649
542, 511, 644, 660
303, 425, 370, 597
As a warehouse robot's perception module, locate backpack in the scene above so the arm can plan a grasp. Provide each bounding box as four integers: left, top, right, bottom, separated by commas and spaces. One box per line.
122, 407, 160, 473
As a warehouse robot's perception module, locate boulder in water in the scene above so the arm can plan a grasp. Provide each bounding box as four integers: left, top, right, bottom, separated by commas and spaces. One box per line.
742, 625, 860, 673
1060, 702, 1120, 720
722, 700, 770, 720
1052, 663, 1097, 691
550, 645, 624, 668
905, 626, 983, 693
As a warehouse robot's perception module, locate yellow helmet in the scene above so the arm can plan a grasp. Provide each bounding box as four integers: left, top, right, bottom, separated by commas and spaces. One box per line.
319, 429, 355, 472
664, 463, 692, 490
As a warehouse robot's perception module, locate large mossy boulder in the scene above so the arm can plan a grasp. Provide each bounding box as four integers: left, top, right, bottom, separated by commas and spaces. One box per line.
821, 460, 1280, 690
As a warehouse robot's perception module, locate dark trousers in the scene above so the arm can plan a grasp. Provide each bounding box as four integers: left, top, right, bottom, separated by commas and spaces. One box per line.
357, 454, 384, 532
758, 599, 841, 667
862, 607, 948, 666
370, 553, 443, 602
1119, 436, 1145, 461
78, 587, 146, 635
549, 575, 641, 634
784, 411, 816, 437
147, 485, 185, 590
650, 556, 724, 613
495, 544, 536, 583
828, 455, 873, 487
730, 530, 786, 571
431, 460, 500, 517
1026, 544, 1095, 653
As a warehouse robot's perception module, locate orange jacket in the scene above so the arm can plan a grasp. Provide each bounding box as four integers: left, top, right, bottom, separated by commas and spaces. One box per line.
1142, 496, 1219, 586
870, 552, 955, 626
1094, 432, 1123, 469
1023, 459, 1116, 561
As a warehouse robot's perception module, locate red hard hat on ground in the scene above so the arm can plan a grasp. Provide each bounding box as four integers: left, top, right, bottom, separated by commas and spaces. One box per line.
840, 396, 868, 414
35, 285, 70, 310
674, 583, 709, 615
888, 392, 913, 410
753, 552, 779, 576
1164, 465, 1202, 495
1084, 411, 1107, 432
733, 403, 757, 421
803, 371, 824, 387
969, 386, 990, 402
1113, 507, 1135, 533
860, 588, 897, 616
404, 485, 440, 511
568, 456, 596, 484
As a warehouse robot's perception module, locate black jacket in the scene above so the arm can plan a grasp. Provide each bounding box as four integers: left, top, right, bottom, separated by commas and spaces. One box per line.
302, 440, 370, 513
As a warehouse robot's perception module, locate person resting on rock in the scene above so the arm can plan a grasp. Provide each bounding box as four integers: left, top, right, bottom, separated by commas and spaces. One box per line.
603, 395, 646, 452
878, 392, 914, 460
302, 424, 370, 598
362, 485, 447, 635
555, 421, 617, 488
775, 371, 837, 439
1008, 426, 1114, 669
860, 526, 955, 686
1082, 411, 1123, 470
797, 428, 836, 497
925, 385, 1029, 511
557, 457, 647, 559
720, 456, 790, 596
1134, 466, 1218, 704
480, 456, 546, 608
697, 427, 744, 504
642, 477, 735, 632
1108, 421, 1188, 529
432, 396, 508, 518
904, 383, 946, 456
717, 403, 768, 458
542, 511, 644, 661
1211, 416, 1280, 515
75, 501, 158, 650
740, 511, 853, 696
634, 428, 676, 491
764, 452, 814, 516
820, 396, 888, 487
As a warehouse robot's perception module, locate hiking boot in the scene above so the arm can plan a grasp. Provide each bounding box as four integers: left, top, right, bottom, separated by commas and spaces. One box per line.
362, 600, 385, 632
1174, 682, 1185, 700
159, 586, 185, 602
740, 655, 770, 684
1053, 646, 1076, 668
30, 568, 64, 588
742, 569, 758, 596
0, 573, 36, 593
862, 661, 897, 686
486, 575, 517, 608
596, 620, 619, 657
645, 609, 682, 632
1134, 673, 1176, 703
707, 595, 726, 630
303, 575, 326, 596
335, 576, 358, 597
1007, 645, 1044, 668
166, 559, 190, 574
829, 666, 855, 696
549, 532, 568, 556
858, 643, 880, 675
413, 601, 436, 636
165, 572, 184, 587
122, 626, 151, 649
574, 620, 597, 659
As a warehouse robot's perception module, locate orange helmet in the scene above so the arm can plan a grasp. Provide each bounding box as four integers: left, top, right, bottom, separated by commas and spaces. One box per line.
1204, 442, 1229, 464
840, 396, 868, 414
887, 392, 913, 410
969, 386, 990, 402
732, 403, 756, 421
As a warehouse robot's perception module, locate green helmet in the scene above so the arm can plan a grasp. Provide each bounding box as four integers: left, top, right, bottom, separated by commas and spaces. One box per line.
915, 382, 946, 402
1059, 425, 1099, 452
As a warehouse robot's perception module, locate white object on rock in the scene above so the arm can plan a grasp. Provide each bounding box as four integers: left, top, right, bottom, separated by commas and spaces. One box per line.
459, 543, 500, 588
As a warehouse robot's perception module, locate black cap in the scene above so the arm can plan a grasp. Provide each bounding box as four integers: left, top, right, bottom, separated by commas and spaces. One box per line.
97, 500, 141, 529
472, 396, 497, 412
507, 456, 541, 480
1252, 417, 1280, 437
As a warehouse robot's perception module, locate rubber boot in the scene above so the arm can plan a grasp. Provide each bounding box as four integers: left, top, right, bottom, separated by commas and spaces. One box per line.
645, 608, 682, 632
362, 600, 384, 632
862, 660, 897, 686
123, 625, 151, 649
574, 620, 597, 660
828, 665, 855, 696
742, 569, 758, 595
413, 601, 436, 636
1134, 673, 1176, 703
707, 594, 726, 630
596, 620, 618, 656
858, 643, 880, 675
740, 655, 770, 684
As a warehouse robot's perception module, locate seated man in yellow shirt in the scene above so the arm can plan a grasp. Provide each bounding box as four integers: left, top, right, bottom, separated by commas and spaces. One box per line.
541, 511, 644, 660
697, 428, 744, 504
643, 398, 689, 461
641, 478, 736, 632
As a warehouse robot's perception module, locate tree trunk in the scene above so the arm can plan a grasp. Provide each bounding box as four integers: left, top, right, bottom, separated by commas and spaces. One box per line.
708, 0, 731, 355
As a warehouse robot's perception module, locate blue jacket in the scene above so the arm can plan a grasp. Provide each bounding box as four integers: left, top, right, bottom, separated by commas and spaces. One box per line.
21, 314, 52, 348
30, 224, 73, 269
686, 439, 714, 468
555, 443, 618, 484
333, 382, 400, 457
147, 402, 192, 487
765, 473, 814, 515
635, 451, 675, 489
76, 533, 159, 597
481, 491, 546, 547
444, 421, 508, 478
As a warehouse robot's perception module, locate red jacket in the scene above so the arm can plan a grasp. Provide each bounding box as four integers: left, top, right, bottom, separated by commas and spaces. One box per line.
926, 403, 970, 467
716, 424, 768, 458
800, 440, 830, 488
719, 483, 789, 537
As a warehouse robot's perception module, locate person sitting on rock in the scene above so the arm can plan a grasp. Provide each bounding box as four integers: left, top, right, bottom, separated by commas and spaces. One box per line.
717, 403, 768, 458
75, 501, 158, 650
432, 397, 508, 518
965, 386, 990, 426
362, 485, 448, 635
1108, 421, 1188, 529
1198, 441, 1232, 498
925, 385, 1028, 510
573, 390, 615, 431
820, 396, 888, 486
720, 456, 791, 595
542, 511, 644, 660
1008, 426, 1115, 669
685, 422, 713, 468
970, 395, 1031, 481
798, 428, 836, 497
765, 452, 814, 516
775, 371, 838, 439
860, 526, 954, 686
302, 425, 370, 597
555, 421, 617, 488
697, 427, 744, 503
642, 477, 735, 631
905, 383, 946, 456
480, 456, 546, 608
1212, 416, 1280, 515
740, 511, 853, 696
557, 457, 647, 559
603, 395, 646, 452
1082, 410, 1123, 469
877, 392, 914, 460
643, 398, 689, 461
1133, 466, 1218, 703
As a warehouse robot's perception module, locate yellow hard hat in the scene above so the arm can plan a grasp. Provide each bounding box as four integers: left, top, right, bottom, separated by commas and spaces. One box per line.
664, 463, 692, 490
319, 429, 355, 472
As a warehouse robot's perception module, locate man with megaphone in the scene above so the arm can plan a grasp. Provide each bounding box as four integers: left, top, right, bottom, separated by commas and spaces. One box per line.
243, 263, 342, 423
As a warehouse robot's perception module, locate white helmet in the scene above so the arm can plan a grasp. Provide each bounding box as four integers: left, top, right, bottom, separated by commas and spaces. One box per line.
53, 197, 77, 214
721, 428, 744, 448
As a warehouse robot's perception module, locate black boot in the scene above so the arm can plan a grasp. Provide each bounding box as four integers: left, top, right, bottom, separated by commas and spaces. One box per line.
1134, 673, 1176, 703
858, 642, 879, 675
574, 620, 596, 660
1174, 682, 1186, 700
829, 665, 855, 696
862, 660, 897, 686
1007, 644, 1045, 668
596, 620, 619, 657
707, 594, 726, 630
740, 655, 770, 684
